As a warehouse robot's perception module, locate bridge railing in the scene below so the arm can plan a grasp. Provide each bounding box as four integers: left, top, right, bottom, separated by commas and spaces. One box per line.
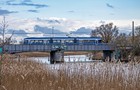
4, 43, 115, 53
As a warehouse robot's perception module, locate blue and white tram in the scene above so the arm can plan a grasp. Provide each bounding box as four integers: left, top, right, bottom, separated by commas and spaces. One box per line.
23, 37, 102, 45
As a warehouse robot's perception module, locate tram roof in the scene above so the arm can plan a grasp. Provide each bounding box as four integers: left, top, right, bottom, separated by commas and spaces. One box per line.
24, 37, 102, 40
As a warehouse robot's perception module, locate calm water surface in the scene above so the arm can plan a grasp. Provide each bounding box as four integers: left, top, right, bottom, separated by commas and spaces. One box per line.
30, 55, 101, 64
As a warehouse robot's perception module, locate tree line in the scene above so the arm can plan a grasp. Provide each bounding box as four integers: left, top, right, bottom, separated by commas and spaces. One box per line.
91, 22, 140, 60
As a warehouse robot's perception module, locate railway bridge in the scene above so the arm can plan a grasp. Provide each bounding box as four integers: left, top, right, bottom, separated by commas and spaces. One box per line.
2, 43, 116, 63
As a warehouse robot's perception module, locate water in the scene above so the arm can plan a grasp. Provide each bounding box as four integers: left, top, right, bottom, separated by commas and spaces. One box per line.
26, 55, 140, 80
30, 55, 102, 64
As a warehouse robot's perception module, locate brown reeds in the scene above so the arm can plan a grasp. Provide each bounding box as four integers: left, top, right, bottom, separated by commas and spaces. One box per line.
0, 55, 140, 90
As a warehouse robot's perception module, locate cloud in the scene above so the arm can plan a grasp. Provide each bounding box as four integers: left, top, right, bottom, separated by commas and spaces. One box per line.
106, 3, 114, 9
22, 0, 32, 3
46, 20, 61, 24
28, 10, 38, 13
34, 17, 96, 33
6, 2, 49, 8
68, 10, 75, 13
3, 16, 140, 37
99, 20, 105, 24
7, 29, 28, 37
0, 9, 18, 15
110, 13, 114, 15
34, 25, 65, 34
6, 0, 16, 4
37, 18, 61, 24
71, 27, 93, 35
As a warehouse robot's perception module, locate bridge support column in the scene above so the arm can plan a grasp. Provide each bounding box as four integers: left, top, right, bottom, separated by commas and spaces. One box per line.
50, 50, 64, 64
103, 50, 114, 62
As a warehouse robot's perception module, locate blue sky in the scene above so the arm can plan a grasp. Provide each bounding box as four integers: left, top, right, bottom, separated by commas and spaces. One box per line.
0, 0, 140, 20
0, 0, 140, 40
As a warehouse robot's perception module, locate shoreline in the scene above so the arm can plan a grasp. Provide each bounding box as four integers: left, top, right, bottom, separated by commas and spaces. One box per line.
18, 52, 89, 57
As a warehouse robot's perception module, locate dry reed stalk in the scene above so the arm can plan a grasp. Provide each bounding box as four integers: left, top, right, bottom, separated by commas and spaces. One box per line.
0, 56, 140, 90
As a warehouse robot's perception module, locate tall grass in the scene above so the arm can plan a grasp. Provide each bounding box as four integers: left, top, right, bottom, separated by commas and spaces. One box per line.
1, 55, 140, 90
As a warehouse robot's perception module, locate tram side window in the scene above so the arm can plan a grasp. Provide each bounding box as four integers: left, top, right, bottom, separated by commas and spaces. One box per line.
30, 40, 34, 44
24, 40, 28, 44
69, 40, 73, 43
61, 40, 65, 43
29, 40, 43, 44
38, 40, 44, 44
89, 40, 96, 44
78, 40, 89, 44
79, 40, 82, 43
35, 40, 39, 44
65, 40, 73, 43
44, 40, 49, 44
53, 40, 61, 43
90, 40, 94, 44
83, 40, 90, 43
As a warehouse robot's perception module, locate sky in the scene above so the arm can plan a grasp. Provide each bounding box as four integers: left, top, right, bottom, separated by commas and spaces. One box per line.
0, 0, 140, 40
1, 0, 140, 20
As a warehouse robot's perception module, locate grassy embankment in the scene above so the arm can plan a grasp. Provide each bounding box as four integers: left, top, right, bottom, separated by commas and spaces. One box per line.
0, 55, 140, 90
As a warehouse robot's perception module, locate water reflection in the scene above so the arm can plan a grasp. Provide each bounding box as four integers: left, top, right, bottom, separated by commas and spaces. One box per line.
31, 55, 101, 64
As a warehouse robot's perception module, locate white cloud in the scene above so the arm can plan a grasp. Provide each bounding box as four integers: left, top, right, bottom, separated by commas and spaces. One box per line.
1, 16, 140, 34
1, 16, 140, 43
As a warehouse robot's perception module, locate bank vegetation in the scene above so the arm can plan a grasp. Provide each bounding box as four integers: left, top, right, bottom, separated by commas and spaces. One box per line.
0, 56, 140, 90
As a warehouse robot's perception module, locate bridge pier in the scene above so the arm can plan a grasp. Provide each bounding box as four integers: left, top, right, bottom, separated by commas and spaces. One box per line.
103, 50, 114, 62
50, 50, 64, 64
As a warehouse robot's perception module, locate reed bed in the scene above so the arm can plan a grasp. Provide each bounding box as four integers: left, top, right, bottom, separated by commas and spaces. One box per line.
0, 56, 140, 90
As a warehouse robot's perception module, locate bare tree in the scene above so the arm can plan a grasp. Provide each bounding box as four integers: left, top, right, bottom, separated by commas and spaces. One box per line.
115, 33, 131, 46
115, 33, 132, 60
0, 16, 15, 85
132, 26, 140, 56
135, 26, 140, 36
91, 23, 119, 43
91, 30, 98, 37
0, 16, 8, 45
0, 16, 14, 45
